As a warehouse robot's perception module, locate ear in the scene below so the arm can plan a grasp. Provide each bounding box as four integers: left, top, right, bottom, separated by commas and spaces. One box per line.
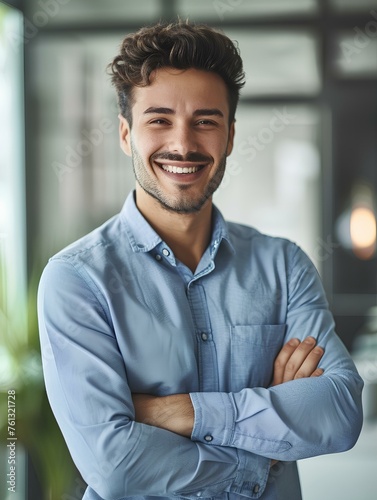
226, 120, 235, 156
119, 114, 132, 156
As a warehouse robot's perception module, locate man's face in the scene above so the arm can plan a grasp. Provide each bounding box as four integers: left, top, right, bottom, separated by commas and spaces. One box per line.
119, 67, 235, 214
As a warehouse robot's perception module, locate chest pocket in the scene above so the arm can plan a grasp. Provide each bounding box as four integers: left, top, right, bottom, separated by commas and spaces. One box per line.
230, 324, 286, 392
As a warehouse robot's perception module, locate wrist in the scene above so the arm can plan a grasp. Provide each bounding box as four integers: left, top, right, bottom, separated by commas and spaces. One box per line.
133, 393, 194, 437
161, 394, 194, 437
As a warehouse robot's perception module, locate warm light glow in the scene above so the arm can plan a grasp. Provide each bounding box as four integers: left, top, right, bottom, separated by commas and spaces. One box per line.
350, 206, 377, 259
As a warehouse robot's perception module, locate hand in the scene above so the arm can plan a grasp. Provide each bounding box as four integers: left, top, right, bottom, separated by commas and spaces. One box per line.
271, 336, 324, 387
132, 393, 194, 437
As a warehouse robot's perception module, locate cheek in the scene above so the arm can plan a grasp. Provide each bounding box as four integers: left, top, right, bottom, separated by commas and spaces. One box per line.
130, 142, 150, 164
134, 133, 161, 159
209, 136, 230, 158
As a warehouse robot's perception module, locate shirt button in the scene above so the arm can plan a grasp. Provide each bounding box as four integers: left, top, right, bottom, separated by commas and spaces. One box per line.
204, 435, 213, 442
253, 484, 260, 494
155, 254, 162, 261
196, 492, 202, 497
201, 332, 208, 341
162, 248, 170, 256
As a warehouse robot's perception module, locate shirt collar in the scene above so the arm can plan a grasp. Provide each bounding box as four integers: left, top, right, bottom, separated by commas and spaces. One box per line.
210, 204, 235, 257
120, 191, 162, 253
120, 190, 235, 256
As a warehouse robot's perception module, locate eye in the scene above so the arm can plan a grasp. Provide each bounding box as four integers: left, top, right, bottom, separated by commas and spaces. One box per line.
150, 119, 169, 125
196, 119, 217, 126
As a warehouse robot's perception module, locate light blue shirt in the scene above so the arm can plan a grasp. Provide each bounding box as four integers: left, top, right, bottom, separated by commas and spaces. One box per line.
38, 191, 363, 500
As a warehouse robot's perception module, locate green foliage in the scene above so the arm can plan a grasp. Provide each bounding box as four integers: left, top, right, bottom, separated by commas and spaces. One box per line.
0, 267, 78, 500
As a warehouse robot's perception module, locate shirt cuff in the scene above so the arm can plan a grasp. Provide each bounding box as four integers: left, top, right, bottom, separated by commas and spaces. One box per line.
190, 391, 236, 446
189, 392, 270, 498
230, 448, 270, 498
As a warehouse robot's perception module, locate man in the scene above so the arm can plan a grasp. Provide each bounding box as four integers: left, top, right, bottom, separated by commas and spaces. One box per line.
38, 20, 363, 500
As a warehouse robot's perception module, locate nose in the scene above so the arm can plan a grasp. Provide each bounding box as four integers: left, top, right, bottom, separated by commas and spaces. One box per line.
168, 122, 198, 156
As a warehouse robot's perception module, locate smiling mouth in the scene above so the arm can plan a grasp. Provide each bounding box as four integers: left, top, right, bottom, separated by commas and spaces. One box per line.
156, 162, 206, 174
155, 160, 207, 175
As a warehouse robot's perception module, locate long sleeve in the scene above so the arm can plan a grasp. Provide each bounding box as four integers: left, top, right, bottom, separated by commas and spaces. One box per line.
190, 245, 363, 461
38, 259, 270, 500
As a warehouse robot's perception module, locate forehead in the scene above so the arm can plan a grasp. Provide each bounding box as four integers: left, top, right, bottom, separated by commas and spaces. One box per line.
132, 67, 229, 115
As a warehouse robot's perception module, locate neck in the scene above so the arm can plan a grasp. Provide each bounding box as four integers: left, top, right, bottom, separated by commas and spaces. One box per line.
135, 186, 213, 273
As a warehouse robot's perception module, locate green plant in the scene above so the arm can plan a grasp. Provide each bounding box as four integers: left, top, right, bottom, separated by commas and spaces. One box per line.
0, 267, 78, 500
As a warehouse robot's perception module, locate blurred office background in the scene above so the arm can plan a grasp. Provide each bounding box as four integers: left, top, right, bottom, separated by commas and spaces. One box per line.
0, 0, 376, 498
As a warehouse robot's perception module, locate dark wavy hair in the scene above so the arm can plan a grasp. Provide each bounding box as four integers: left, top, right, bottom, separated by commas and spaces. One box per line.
108, 20, 245, 127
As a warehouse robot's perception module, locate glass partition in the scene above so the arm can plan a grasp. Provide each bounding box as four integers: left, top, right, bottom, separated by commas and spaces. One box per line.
177, 0, 319, 20
225, 29, 321, 96
0, 5, 27, 500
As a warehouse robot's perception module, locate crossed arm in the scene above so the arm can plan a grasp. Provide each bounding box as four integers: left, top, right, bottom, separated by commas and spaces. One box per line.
39, 254, 363, 499
132, 335, 324, 437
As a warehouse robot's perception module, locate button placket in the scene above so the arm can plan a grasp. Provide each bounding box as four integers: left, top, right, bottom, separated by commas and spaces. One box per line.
186, 283, 219, 392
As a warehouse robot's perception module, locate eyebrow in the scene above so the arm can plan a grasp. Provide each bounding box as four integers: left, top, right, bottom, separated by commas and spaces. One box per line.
193, 108, 224, 118
143, 107, 224, 118
144, 107, 175, 115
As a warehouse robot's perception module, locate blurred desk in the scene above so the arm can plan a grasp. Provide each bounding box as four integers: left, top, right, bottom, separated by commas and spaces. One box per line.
298, 421, 377, 500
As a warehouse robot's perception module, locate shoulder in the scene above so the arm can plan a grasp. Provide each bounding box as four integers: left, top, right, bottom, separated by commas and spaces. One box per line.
39, 212, 129, 302
225, 220, 316, 278
226, 220, 297, 254
38, 214, 127, 318
49, 213, 126, 268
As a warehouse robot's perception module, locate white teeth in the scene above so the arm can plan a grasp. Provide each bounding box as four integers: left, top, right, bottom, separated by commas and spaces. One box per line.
160, 164, 202, 174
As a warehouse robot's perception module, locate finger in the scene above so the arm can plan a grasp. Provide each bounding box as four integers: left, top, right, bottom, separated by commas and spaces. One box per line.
271, 338, 300, 386
310, 367, 324, 378
282, 336, 318, 383
294, 346, 324, 380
